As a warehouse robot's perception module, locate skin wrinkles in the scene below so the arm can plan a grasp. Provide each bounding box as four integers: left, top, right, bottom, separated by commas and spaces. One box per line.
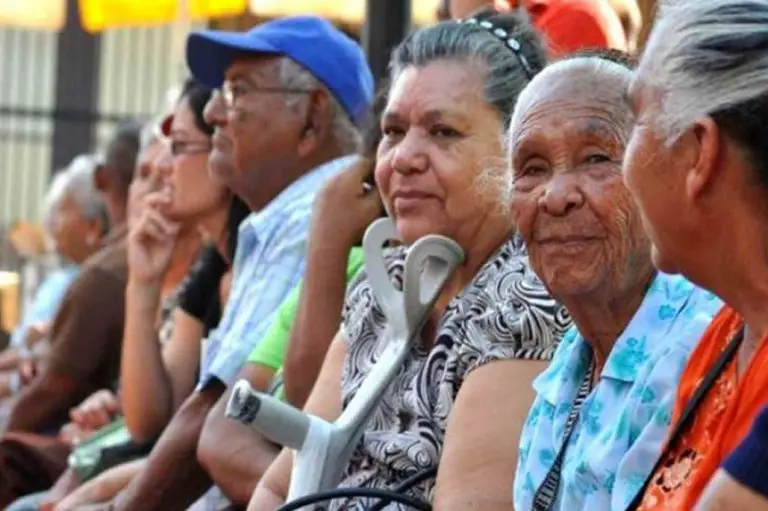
509, 64, 653, 362
377, 59, 512, 249
205, 55, 310, 210
623, 76, 692, 275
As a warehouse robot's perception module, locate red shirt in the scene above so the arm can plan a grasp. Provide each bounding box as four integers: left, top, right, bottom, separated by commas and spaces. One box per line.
496, 0, 627, 57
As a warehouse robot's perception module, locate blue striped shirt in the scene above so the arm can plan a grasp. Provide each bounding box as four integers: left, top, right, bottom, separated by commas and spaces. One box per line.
197, 155, 353, 389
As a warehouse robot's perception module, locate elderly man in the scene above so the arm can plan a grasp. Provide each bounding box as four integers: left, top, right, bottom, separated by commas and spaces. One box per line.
107, 16, 372, 511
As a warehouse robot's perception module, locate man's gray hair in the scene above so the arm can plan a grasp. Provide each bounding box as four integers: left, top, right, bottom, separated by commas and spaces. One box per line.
278, 57, 361, 153
43, 155, 106, 228
638, 0, 768, 142
389, 13, 546, 130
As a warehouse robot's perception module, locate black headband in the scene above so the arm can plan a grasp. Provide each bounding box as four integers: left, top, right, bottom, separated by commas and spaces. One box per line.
460, 17, 535, 80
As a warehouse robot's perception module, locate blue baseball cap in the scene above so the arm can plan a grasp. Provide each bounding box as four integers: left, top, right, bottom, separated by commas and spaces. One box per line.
186, 16, 374, 126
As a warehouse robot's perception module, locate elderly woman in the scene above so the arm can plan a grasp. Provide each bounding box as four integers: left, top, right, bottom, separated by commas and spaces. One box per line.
2, 79, 244, 511
509, 54, 722, 511
621, 1, 768, 509
0, 155, 106, 399
250, 10, 571, 511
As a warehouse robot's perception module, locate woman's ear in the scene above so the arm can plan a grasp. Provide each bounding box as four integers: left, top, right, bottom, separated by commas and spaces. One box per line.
684, 116, 722, 204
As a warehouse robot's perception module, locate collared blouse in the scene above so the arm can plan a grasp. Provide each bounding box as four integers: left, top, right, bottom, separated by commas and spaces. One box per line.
514, 273, 723, 511
337, 233, 572, 510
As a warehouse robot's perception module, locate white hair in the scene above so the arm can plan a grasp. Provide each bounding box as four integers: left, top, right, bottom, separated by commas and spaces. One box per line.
43, 155, 106, 230
278, 57, 361, 153
638, 0, 768, 141
501, 57, 633, 205
508, 57, 632, 144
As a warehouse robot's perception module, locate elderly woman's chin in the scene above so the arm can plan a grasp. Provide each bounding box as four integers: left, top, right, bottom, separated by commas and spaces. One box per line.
393, 214, 446, 245
531, 242, 609, 297
649, 243, 683, 276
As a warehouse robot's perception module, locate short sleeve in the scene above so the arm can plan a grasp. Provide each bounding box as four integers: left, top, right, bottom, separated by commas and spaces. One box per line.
47, 265, 126, 379
723, 406, 768, 497
459, 247, 570, 376
248, 285, 301, 371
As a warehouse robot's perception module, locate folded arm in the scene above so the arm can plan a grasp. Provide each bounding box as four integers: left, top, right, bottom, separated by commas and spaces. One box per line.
197, 362, 280, 505
248, 335, 346, 510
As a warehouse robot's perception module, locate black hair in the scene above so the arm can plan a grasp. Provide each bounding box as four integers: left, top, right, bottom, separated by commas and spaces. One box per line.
178, 78, 214, 137
360, 83, 389, 159
712, 96, 768, 189
567, 48, 636, 69
105, 120, 143, 189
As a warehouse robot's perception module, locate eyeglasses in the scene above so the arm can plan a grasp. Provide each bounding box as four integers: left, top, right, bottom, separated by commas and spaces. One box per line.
169, 139, 212, 156
220, 80, 314, 110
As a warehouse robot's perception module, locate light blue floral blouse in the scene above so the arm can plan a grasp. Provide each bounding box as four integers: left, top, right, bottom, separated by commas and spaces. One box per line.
513, 273, 723, 511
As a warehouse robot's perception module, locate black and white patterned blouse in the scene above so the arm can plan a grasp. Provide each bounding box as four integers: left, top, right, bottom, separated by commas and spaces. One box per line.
336, 233, 572, 510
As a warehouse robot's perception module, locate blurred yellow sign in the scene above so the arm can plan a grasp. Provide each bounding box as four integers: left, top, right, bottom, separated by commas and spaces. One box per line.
80, 0, 247, 32
250, 0, 438, 25
0, 0, 65, 30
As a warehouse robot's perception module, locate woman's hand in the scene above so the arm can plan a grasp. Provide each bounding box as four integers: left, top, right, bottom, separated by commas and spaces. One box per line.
127, 190, 181, 285
59, 421, 95, 448
69, 389, 121, 431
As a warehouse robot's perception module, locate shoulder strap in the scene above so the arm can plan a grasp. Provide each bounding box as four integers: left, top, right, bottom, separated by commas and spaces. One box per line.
532, 355, 595, 511
625, 326, 745, 511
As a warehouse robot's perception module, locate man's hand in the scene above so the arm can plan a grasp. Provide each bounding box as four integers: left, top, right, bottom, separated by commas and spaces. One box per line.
311, 157, 382, 248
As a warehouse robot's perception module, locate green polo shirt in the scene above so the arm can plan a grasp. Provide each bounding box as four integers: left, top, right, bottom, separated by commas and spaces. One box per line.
248, 247, 365, 400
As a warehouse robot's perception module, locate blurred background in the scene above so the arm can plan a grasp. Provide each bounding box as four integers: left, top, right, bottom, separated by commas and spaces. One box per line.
0, 0, 656, 346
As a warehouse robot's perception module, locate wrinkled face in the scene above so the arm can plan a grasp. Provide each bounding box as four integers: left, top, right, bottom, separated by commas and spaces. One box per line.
623, 74, 689, 275
48, 193, 102, 263
510, 70, 650, 299
128, 139, 164, 228
204, 55, 306, 200
376, 60, 507, 245
158, 97, 228, 222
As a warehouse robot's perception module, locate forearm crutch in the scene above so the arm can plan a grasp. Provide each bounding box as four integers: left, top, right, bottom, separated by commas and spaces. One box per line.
225, 218, 465, 507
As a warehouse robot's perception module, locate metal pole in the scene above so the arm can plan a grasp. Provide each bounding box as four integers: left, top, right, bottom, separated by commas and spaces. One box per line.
363, 0, 412, 86
50, 0, 101, 174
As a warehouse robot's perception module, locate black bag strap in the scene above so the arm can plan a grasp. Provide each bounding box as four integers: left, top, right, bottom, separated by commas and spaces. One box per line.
625, 325, 745, 511
532, 355, 595, 511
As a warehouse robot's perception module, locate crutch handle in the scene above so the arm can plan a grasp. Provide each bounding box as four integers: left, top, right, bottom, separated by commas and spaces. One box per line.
226, 379, 310, 450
